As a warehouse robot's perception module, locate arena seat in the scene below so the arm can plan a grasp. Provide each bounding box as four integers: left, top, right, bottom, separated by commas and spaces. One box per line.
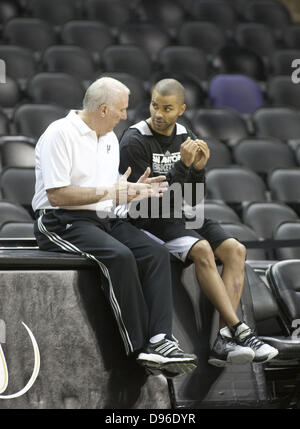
252, 108, 300, 141
191, 0, 236, 32
204, 201, 241, 223
233, 138, 297, 176
0, 109, 10, 136
273, 221, 300, 260
26, 73, 85, 110
0, 76, 21, 109
0, 200, 33, 228
61, 20, 114, 62
141, 0, 186, 35
0, 139, 35, 168
3, 18, 56, 54
204, 138, 233, 170
42, 46, 95, 81
267, 76, 300, 110
118, 23, 171, 61
206, 167, 267, 203
283, 25, 300, 49
157, 46, 208, 82
178, 21, 226, 55
270, 50, 300, 76
84, 0, 133, 29
102, 45, 153, 80
25, 0, 82, 26
192, 108, 249, 144
0, 221, 34, 238
208, 74, 264, 114
0, 45, 36, 83
0, 167, 35, 210
235, 23, 277, 58
13, 104, 67, 139
268, 168, 300, 206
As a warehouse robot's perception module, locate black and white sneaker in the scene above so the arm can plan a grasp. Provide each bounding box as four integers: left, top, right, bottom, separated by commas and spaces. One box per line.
137, 338, 198, 377
208, 326, 255, 367
233, 323, 279, 363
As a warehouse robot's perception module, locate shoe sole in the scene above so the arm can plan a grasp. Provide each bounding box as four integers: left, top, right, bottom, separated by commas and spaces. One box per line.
208, 349, 255, 367
253, 348, 279, 363
138, 357, 197, 376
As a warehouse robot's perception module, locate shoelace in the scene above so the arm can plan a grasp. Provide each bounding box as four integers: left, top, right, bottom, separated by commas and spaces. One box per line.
153, 339, 183, 356
238, 329, 264, 350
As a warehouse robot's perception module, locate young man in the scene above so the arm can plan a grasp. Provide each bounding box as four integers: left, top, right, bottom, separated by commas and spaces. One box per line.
119, 78, 278, 366
32, 77, 198, 378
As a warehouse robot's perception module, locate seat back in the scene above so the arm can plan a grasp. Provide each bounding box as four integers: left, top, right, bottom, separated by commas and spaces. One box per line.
252, 108, 300, 141
204, 201, 240, 223
0, 200, 33, 229
0, 167, 36, 207
192, 0, 236, 31
243, 202, 298, 239
192, 108, 249, 144
268, 168, 300, 203
84, 0, 132, 28
0, 221, 34, 238
271, 50, 300, 76
266, 260, 300, 328
235, 23, 276, 57
206, 167, 267, 203
26, 0, 82, 26
27, 73, 85, 109
0, 45, 36, 81
273, 221, 300, 260
209, 74, 264, 114
267, 76, 300, 110
1, 140, 35, 168
178, 21, 226, 54
14, 104, 67, 139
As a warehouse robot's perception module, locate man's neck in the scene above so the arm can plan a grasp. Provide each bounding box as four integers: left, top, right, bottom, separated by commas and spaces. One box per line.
78, 110, 104, 139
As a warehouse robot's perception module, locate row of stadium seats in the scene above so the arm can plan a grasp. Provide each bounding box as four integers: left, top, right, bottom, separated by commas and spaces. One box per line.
1, 17, 300, 56
0, 0, 294, 35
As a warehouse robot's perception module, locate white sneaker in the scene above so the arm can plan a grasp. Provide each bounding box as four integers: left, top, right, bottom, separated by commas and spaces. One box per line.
208, 326, 255, 367
233, 323, 279, 363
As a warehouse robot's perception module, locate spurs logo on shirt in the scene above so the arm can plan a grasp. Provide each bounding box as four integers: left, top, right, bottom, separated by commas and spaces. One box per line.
152, 151, 181, 174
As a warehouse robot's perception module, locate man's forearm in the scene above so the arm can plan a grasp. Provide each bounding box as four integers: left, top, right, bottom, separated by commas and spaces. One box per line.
47, 184, 115, 207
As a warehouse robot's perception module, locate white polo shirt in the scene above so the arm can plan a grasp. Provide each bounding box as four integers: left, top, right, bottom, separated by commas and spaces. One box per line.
32, 110, 120, 212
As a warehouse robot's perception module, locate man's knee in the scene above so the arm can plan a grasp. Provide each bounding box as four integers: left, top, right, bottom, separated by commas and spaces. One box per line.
189, 239, 215, 266
216, 238, 247, 264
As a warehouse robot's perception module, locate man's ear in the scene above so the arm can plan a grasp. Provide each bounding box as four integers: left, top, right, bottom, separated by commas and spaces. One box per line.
99, 104, 108, 117
179, 103, 186, 117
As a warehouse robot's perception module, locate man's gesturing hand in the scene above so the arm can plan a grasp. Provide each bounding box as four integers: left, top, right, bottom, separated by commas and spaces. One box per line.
137, 167, 168, 198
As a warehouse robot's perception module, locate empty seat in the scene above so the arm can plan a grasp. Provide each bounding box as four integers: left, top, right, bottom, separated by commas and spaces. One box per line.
233, 138, 297, 175
157, 46, 207, 81
270, 50, 300, 76
102, 45, 153, 80
204, 201, 240, 223
141, 0, 186, 34
0, 167, 36, 208
0, 0, 19, 26
42, 46, 95, 81
274, 221, 300, 261
0, 46, 36, 82
25, 0, 82, 26
61, 21, 114, 60
243, 202, 298, 240
283, 25, 300, 49
84, 0, 132, 29
267, 76, 300, 110
219, 222, 267, 260
252, 108, 300, 141
268, 168, 300, 204
118, 23, 171, 60
192, 0, 236, 32
0, 221, 34, 238
206, 167, 267, 203
0, 200, 33, 228
205, 138, 233, 170
266, 260, 300, 330
243, 1, 291, 35
235, 23, 276, 58
0, 139, 35, 168
14, 104, 67, 140
0, 76, 21, 108
208, 74, 264, 115
97, 73, 149, 110
192, 108, 249, 144
3, 18, 56, 53
26, 73, 85, 110
213, 45, 266, 81
178, 21, 226, 55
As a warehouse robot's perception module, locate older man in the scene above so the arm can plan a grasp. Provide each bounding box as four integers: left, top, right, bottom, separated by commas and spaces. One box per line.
32, 77, 198, 377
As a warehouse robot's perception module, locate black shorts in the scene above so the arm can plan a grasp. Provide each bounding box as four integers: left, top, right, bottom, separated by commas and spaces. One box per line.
132, 218, 233, 262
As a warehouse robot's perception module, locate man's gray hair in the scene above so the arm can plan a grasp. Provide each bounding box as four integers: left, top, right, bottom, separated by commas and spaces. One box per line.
83, 77, 130, 112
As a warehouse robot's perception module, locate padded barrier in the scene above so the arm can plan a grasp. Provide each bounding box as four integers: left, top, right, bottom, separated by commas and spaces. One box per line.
0, 250, 170, 409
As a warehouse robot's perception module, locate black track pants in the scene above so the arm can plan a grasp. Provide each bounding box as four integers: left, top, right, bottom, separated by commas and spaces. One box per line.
34, 209, 174, 355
